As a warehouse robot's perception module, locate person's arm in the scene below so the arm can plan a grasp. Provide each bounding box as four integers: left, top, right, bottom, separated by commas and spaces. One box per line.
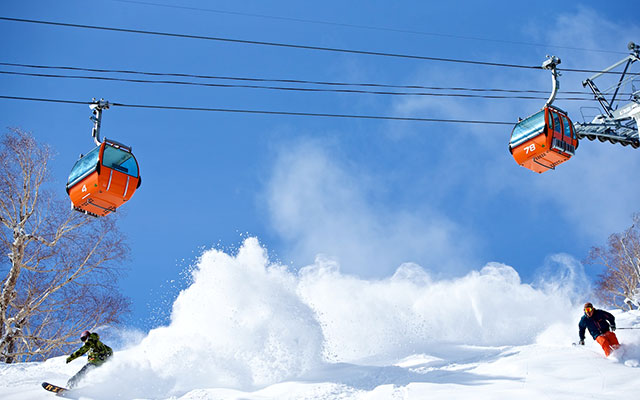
66, 343, 90, 363
578, 318, 587, 344
603, 310, 616, 330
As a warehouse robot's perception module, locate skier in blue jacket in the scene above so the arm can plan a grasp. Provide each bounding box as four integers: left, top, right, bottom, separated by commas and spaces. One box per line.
578, 302, 619, 356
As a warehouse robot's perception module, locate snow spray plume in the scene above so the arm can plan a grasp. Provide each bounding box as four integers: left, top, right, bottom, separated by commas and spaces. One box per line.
88, 238, 324, 398
91, 326, 146, 351
298, 259, 577, 362
534, 253, 591, 300
84, 238, 580, 397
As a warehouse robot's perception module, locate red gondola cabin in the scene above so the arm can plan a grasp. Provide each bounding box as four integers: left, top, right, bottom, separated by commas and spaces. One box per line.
66, 139, 141, 217
509, 106, 578, 173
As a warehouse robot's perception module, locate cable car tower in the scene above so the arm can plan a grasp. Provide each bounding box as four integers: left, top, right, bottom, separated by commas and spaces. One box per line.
510, 41, 640, 173
575, 41, 640, 148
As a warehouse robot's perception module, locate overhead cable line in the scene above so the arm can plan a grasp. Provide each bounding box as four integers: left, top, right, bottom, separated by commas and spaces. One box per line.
1, 61, 617, 96
0, 95, 514, 125
2, 16, 634, 76
108, 0, 627, 56
0, 70, 598, 101
0, 16, 542, 71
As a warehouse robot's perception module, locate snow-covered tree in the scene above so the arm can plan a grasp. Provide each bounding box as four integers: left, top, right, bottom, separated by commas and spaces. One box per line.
587, 214, 640, 310
624, 288, 640, 309
0, 129, 130, 363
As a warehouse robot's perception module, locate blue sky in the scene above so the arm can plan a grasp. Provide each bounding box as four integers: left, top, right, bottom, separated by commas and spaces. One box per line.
1, 0, 639, 330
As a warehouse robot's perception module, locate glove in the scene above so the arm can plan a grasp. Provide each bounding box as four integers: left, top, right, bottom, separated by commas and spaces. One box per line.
579, 339, 585, 345
611, 325, 616, 332
66, 356, 72, 364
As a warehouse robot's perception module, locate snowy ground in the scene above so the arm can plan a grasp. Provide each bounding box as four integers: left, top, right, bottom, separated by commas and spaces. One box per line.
2, 238, 639, 399
2, 335, 639, 399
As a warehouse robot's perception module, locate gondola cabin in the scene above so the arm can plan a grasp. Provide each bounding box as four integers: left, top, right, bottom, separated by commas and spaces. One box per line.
509, 106, 578, 173
66, 139, 141, 217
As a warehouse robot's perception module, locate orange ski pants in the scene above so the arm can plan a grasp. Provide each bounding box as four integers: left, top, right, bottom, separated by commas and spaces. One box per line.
595, 331, 620, 357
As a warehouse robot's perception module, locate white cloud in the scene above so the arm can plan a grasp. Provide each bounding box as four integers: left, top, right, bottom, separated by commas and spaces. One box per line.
387, 7, 640, 241
265, 139, 478, 277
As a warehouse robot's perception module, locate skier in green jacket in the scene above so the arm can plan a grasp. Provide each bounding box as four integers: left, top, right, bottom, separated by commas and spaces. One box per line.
66, 330, 113, 388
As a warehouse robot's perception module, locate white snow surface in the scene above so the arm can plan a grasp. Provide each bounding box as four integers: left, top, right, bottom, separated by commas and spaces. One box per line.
2, 238, 639, 399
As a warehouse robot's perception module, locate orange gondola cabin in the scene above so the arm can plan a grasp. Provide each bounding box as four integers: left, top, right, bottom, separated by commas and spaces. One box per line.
66, 139, 141, 217
509, 105, 578, 173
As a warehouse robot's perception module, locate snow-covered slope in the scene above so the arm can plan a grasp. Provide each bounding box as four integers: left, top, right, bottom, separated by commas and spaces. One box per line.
2, 238, 639, 399
2, 336, 639, 399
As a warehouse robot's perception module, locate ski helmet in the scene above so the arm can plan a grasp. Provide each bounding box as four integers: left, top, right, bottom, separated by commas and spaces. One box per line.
80, 330, 90, 342
584, 303, 594, 316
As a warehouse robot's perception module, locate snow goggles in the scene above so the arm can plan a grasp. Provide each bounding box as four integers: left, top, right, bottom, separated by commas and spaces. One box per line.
584, 306, 593, 312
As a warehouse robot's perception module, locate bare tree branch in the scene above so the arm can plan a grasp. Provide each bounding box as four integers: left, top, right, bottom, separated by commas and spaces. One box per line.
0, 129, 130, 363
587, 213, 640, 310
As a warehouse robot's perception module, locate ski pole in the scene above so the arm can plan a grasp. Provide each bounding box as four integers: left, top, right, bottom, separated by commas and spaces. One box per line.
616, 327, 640, 330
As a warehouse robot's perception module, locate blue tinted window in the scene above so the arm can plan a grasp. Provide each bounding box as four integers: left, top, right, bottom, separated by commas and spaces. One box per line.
510, 110, 545, 147
562, 115, 573, 138
551, 112, 562, 133
67, 146, 100, 186
102, 145, 138, 177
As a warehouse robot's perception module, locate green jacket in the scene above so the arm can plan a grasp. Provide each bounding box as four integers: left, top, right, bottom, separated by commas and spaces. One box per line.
67, 332, 113, 366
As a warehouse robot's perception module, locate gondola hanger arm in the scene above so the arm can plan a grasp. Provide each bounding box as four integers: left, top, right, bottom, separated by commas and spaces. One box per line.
90, 98, 110, 146
542, 55, 561, 107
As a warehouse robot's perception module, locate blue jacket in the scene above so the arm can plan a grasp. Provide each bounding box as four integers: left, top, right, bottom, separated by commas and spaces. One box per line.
579, 309, 616, 341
